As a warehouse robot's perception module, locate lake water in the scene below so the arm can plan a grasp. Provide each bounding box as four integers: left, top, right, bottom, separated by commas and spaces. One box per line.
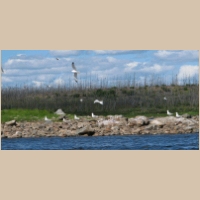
1, 132, 199, 150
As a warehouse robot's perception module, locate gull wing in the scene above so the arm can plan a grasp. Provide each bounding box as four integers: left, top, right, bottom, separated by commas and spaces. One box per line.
94, 99, 99, 103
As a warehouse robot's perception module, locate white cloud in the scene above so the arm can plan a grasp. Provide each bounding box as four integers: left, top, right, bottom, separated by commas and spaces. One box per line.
139, 64, 173, 73
17, 54, 25, 57
177, 65, 199, 80
155, 50, 199, 61
93, 50, 146, 55
53, 78, 65, 86
124, 62, 139, 72
32, 81, 44, 87
106, 56, 117, 63
154, 50, 173, 58
49, 50, 81, 56
126, 62, 139, 68
1, 76, 13, 83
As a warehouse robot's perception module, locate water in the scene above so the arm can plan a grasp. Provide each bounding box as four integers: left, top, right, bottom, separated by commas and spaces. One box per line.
1, 133, 199, 150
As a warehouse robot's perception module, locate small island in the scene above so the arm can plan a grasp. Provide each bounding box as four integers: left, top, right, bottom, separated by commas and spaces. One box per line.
1, 112, 199, 138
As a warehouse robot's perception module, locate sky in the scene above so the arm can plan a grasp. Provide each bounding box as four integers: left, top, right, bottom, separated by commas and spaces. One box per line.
1, 50, 199, 88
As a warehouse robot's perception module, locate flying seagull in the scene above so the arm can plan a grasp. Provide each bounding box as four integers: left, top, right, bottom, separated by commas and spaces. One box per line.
1, 67, 4, 73
56, 58, 59, 60
72, 62, 79, 83
167, 110, 173, 116
164, 97, 167, 100
94, 99, 103, 105
176, 112, 181, 118
80, 98, 83, 102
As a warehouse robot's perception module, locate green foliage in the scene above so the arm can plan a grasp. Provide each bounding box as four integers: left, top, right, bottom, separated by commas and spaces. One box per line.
1, 109, 58, 123
1, 78, 199, 120
72, 93, 80, 98
95, 89, 106, 97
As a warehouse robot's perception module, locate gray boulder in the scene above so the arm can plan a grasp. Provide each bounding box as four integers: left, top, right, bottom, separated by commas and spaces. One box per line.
76, 125, 95, 136
5, 120, 16, 126
182, 113, 192, 118
54, 109, 66, 115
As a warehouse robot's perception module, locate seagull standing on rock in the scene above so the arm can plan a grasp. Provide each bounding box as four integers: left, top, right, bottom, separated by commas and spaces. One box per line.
92, 113, 98, 118
44, 116, 52, 122
176, 112, 181, 118
63, 118, 68, 122
74, 115, 79, 120
167, 110, 173, 116
71, 62, 79, 83
94, 99, 103, 105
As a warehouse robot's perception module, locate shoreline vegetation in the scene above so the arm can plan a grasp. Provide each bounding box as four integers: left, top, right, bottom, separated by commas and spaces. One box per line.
1, 75, 199, 138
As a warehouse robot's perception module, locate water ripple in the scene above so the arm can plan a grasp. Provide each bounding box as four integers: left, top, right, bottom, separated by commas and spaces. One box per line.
1, 133, 199, 150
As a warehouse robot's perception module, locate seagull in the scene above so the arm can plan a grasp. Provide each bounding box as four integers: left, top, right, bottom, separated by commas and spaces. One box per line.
164, 97, 167, 100
176, 112, 181, 118
1, 67, 4, 73
63, 118, 68, 122
44, 116, 52, 122
167, 110, 173, 116
74, 115, 79, 120
56, 58, 59, 60
80, 98, 83, 102
94, 99, 103, 105
72, 62, 79, 83
92, 113, 98, 118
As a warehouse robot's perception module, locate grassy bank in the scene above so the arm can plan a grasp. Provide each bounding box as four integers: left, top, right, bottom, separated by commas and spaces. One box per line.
1, 75, 199, 122
1, 107, 199, 123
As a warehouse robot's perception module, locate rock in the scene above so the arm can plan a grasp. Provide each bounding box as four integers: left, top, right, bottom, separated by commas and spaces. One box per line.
128, 116, 149, 127
5, 120, 16, 126
182, 113, 192, 118
1, 134, 8, 138
57, 114, 66, 120
150, 119, 164, 128
184, 126, 193, 132
135, 116, 149, 125
8, 131, 22, 138
75, 125, 95, 136
54, 109, 66, 115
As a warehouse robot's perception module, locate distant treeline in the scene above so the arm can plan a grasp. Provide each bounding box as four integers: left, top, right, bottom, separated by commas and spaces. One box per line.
1, 75, 199, 116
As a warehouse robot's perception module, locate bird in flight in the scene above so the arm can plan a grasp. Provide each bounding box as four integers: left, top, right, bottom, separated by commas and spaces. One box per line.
72, 62, 79, 83
94, 99, 103, 105
1, 67, 4, 73
56, 58, 59, 60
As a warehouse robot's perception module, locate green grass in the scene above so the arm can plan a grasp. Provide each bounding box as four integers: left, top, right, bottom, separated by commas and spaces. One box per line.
1, 108, 199, 123
1, 109, 59, 123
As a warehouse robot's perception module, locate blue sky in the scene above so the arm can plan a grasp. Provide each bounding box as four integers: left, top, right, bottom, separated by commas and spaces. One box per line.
1, 50, 199, 88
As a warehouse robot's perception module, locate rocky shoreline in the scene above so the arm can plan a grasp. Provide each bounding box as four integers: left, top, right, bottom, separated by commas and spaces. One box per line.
1, 114, 199, 139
